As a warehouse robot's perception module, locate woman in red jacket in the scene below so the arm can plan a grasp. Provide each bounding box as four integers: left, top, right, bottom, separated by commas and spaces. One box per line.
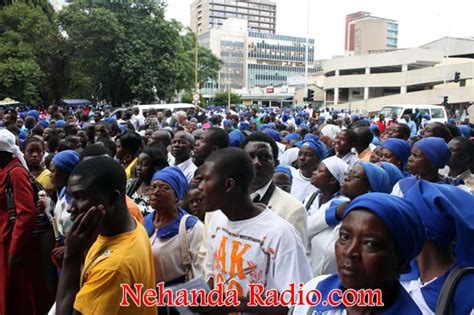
0, 129, 37, 315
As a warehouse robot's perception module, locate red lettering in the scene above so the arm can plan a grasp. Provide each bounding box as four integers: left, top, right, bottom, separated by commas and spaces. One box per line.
342, 289, 358, 307
328, 289, 342, 307
223, 289, 240, 307
305, 289, 322, 306
207, 283, 225, 306
247, 283, 265, 306
174, 289, 189, 306
280, 283, 296, 306
190, 289, 207, 306
156, 282, 172, 306
264, 289, 279, 306
120, 283, 142, 307
357, 289, 384, 307
143, 289, 157, 307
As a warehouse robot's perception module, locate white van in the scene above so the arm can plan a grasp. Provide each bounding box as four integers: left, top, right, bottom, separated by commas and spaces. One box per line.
377, 104, 447, 123
110, 103, 197, 119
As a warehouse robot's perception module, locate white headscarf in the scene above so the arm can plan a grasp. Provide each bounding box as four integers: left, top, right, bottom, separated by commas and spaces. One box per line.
279, 147, 299, 167
0, 129, 29, 170
320, 124, 341, 140
322, 156, 348, 184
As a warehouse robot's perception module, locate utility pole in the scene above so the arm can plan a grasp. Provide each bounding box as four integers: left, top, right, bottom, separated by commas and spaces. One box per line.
194, 24, 199, 106
227, 81, 231, 110
304, 0, 310, 104
443, 26, 451, 106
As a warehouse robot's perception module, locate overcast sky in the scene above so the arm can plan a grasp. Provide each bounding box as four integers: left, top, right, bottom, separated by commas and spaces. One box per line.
164, 0, 474, 59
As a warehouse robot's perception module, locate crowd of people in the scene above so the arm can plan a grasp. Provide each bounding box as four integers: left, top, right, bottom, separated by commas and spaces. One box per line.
0, 102, 473, 315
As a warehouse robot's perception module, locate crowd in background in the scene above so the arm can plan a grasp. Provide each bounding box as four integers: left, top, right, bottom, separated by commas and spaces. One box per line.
0, 102, 474, 315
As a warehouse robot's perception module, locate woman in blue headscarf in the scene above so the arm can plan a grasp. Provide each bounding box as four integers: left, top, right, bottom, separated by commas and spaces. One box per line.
402, 181, 474, 315
323, 161, 392, 228
49, 150, 80, 263
293, 193, 425, 314
391, 137, 466, 196
380, 138, 411, 171
290, 138, 327, 203
378, 161, 405, 188
144, 166, 204, 303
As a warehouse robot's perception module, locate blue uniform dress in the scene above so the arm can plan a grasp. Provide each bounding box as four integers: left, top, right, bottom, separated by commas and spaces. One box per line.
293, 274, 422, 315
401, 262, 474, 314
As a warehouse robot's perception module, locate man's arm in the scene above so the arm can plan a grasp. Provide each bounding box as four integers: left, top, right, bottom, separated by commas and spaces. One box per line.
56, 206, 105, 315
56, 255, 83, 315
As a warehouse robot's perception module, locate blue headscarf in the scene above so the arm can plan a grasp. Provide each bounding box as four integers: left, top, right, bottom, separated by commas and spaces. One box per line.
151, 166, 188, 200
56, 119, 66, 128
53, 150, 80, 174
267, 122, 276, 129
299, 139, 327, 160
458, 125, 471, 138
448, 118, 457, 125
27, 110, 39, 120
228, 130, 245, 147
223, 119, 233, 128
414, 137, 451, 169
378, 161, 405, 189
382, 138, 411, 168
303, 133, 318, 141
39, 119, 49, 128
405, 181, 474, 267
239, 121, 250, 130
274, 165, 292, 179
285, 132, 301, 142
263, 128, 281, 142
344, 193, 425, 270
358, 162, 391, 193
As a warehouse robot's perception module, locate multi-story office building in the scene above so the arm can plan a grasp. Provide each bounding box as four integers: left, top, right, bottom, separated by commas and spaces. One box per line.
345, 11, 398, 55
199, 18, 319, 90
247, 32, 319, 87
191, 0, 276, 35
323, 45, 474, 113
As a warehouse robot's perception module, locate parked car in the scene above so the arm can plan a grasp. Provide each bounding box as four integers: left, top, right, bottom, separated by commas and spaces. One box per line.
376, 104, 447, 123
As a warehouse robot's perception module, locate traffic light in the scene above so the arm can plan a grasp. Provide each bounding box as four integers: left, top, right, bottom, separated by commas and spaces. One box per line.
454, 71, 461, 83
307, 89, 314, 102
443, 96, 449, 106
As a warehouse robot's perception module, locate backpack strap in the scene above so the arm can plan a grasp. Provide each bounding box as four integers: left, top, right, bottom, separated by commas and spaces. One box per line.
305, 192, 319, 212
178, 214, 194, 282
435, 266, 474, 315
5, 169, 16, 222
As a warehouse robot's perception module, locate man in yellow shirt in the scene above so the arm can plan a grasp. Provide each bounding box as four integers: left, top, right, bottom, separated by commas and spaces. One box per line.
56, 156, 155, 315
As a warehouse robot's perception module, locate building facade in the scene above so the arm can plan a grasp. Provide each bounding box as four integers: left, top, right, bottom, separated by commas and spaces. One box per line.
344, 11, 398, 55
323, 47, 474, 113
191, 0, 276, 35
246, 32, 319, 87
199, 18, 320, 91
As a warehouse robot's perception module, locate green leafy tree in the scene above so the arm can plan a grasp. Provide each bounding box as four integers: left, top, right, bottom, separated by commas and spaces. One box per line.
0, 2, 65, 104
212, 92, 241, 106
174, 28, 222, 93
58, 0, 220, 105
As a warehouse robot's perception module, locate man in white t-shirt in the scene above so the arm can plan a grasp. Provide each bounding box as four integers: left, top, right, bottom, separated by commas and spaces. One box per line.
197, 148, 312, 314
